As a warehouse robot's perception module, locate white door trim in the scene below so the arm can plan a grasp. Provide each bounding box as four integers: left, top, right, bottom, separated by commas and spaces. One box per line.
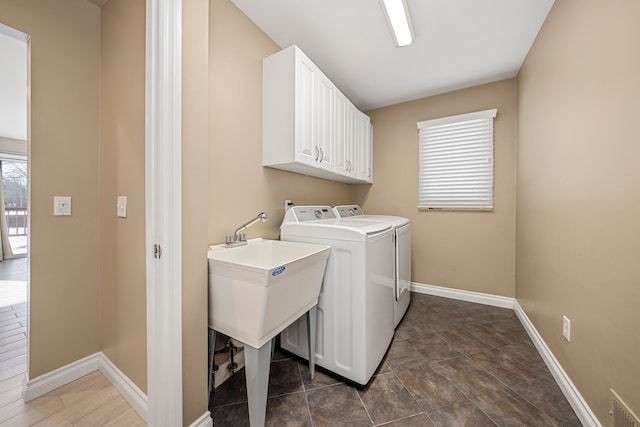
145, 0, 183, 426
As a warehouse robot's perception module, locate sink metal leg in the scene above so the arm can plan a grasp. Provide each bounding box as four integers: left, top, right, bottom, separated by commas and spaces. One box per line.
207, 328, 216, 397
244, 341, 272, 427
306, 306, 317, 382
271, 337, 276, 360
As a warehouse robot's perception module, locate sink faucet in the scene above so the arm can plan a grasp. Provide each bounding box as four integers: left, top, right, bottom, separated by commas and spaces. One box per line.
226, 212, 268, 247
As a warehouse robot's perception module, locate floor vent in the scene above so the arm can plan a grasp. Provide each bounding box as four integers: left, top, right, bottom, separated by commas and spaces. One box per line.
611, 389, 640, 427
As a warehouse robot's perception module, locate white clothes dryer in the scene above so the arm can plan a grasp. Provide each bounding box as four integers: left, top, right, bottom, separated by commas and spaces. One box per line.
279, 206, 394, 385
334, 205, 411, 328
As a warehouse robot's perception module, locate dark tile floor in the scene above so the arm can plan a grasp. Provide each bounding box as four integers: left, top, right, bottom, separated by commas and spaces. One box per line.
209, 293, 581, 426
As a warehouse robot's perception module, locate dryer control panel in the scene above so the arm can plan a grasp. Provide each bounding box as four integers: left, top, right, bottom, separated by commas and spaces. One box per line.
334, 205, 363, 217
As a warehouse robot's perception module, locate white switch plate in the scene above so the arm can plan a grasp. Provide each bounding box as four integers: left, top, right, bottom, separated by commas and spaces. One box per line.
53, 196, 72, 216
562, 315, 571, 342
117, 196, 127, 218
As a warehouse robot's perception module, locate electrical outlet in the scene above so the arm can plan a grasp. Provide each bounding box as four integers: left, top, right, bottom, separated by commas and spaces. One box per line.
562, 315, 571, 342
53, 196, 72, 216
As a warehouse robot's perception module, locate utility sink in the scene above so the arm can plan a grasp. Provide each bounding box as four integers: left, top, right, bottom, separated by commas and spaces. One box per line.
207, 238, 330, 349
207, 237, 330, 426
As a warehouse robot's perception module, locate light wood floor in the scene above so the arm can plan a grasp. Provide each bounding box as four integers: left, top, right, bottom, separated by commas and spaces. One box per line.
0, 371, 145, 426
0, 258, 145, 426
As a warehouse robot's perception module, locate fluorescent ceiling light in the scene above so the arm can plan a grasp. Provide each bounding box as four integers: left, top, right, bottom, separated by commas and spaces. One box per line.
380, 0, 414, 47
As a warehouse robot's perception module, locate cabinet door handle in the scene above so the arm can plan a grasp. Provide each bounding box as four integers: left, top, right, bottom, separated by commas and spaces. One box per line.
319, 148, 324, 163
314, 146, 320, 161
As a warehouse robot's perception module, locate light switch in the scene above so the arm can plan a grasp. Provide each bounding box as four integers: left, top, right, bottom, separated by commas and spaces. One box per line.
117, 196, 127, 218
53, 196, 72, 216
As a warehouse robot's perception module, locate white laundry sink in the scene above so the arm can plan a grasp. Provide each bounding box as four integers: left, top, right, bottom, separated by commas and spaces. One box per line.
207, 238, 330, 349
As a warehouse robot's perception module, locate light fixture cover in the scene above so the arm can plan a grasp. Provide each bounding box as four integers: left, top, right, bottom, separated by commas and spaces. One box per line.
380, 0, 414, 47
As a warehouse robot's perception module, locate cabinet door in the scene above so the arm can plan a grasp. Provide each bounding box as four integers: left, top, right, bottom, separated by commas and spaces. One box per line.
295, 54, 318, 166
346, 105, 358, 178
356, 112, 373, 182
334, 91, 349, 175
317, 74, 334, 171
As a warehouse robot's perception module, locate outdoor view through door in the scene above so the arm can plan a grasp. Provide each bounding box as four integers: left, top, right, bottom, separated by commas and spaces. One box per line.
0, 159, 27, 258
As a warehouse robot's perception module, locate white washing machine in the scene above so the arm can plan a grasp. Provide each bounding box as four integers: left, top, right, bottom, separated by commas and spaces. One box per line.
279, 206, 395, 385
334, 205, 411, 328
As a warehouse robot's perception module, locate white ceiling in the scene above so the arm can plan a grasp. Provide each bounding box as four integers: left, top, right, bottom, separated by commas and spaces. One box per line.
231, 0, 555, 111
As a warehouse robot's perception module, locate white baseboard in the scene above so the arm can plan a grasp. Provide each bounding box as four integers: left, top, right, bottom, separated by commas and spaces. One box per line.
189, 411, 213, 427
24, 352, 148, 423
411, 281, 515, 309
98, 352, 148, 422
24, 353, 101, 402
513, 301, 601, 427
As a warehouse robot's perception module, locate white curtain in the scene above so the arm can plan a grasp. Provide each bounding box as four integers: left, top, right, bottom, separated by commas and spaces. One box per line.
0, 161, 15, 261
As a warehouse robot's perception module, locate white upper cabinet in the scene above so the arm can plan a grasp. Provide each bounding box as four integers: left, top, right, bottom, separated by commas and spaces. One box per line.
294, 53, 317, 167
334, 91, 349, 176
345, 104, 359, 180
316, 73, 335, 172
263, 45, 372, 184
356, 111, 373, 182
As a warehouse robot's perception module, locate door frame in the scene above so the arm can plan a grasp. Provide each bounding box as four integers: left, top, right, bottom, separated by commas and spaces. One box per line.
145, 0, 183, 425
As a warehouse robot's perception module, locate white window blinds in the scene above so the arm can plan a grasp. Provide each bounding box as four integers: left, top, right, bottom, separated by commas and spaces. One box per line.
417, 109, 497, 210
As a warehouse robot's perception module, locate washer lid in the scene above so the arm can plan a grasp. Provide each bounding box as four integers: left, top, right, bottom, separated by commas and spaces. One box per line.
334, 205, 409, 227
360, 214, 410, 228
281, 206, 392, 241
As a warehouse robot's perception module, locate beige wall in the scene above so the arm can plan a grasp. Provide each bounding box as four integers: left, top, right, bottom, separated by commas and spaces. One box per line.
516, 0, 640, 423
209, 0, 353, 244
355, 80, 517, 297
99, 0, 147, 392
182, 0, 210, 424
0, 0, 101, 378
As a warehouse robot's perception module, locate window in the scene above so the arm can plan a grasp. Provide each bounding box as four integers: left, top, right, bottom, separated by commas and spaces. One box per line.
417, 109, 497, 210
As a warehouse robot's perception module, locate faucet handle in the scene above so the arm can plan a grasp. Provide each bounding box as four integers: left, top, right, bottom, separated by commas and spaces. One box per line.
240, 233, 247, 242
